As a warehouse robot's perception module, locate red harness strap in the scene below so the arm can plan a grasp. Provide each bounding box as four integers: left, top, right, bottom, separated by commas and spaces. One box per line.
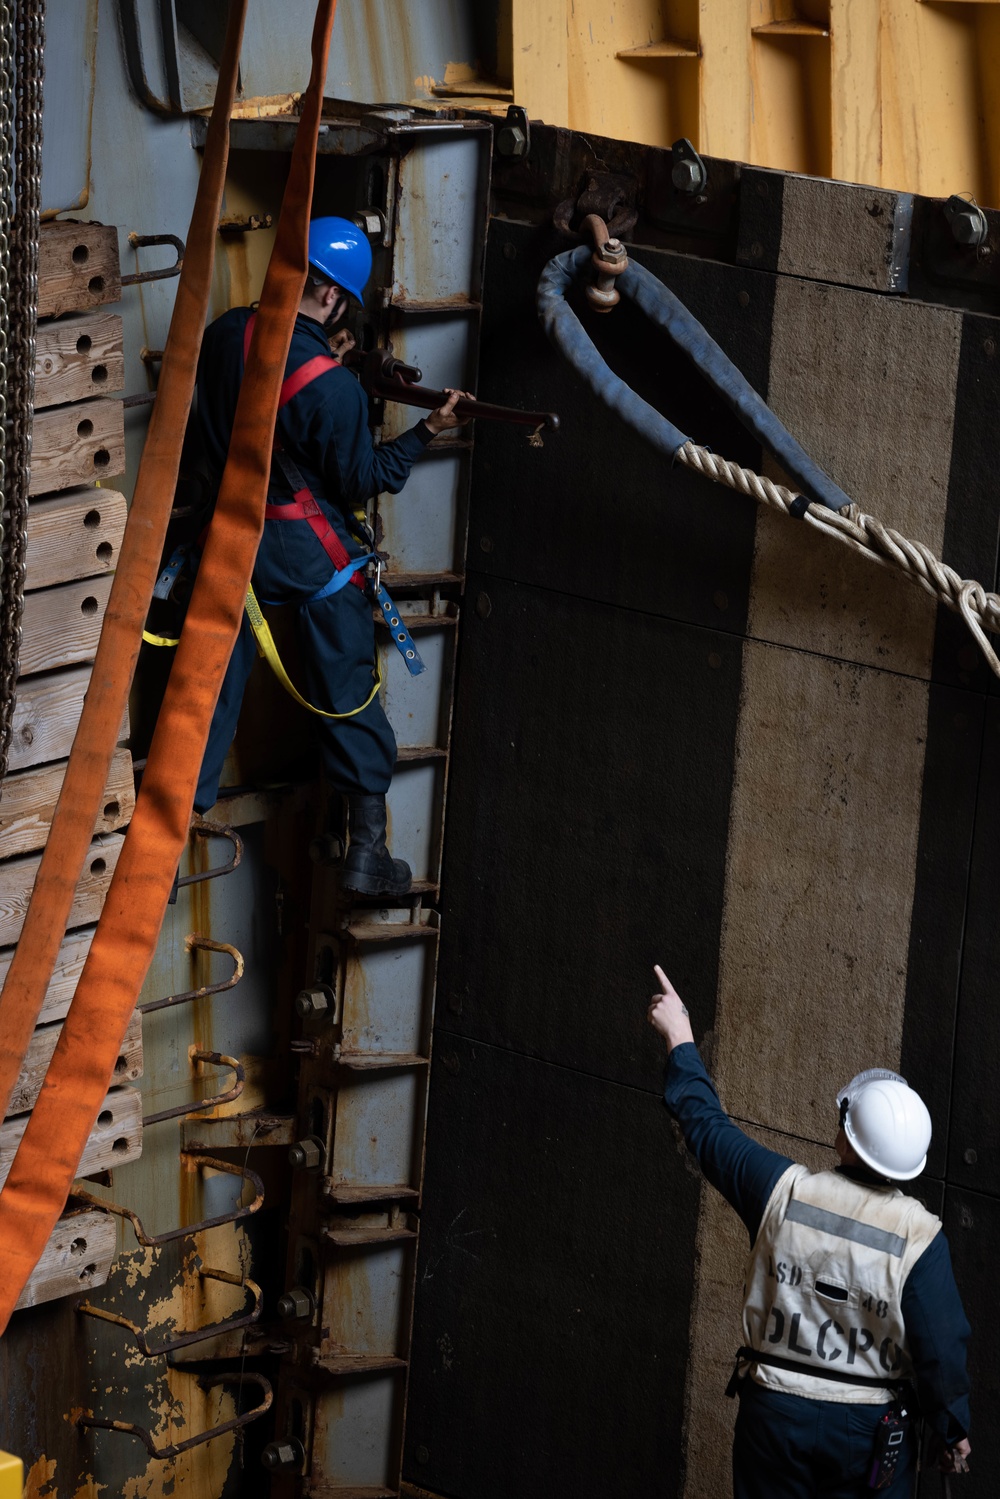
243, 312, 365, 592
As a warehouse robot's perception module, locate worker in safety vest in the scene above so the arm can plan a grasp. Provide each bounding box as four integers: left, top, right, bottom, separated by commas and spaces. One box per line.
193, 217, 469, 893
647, 966, 971, 1497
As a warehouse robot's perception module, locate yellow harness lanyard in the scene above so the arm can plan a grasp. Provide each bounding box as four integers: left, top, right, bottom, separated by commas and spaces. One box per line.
143, 585, 381, 722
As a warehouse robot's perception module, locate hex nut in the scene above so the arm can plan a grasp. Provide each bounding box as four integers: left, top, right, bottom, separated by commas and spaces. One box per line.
261, 1437, 306, 1472
289, 1135, 324, 1170
497, 124, 527, 158
295, 984, 331, 1018
277, 1285, 315, 1320
354, 209, 384, 238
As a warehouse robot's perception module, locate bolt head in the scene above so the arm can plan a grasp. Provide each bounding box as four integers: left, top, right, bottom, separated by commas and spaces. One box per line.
944, 194, 988, 248
289, 1136, 323, 1170
497, 124, 527, 158
672, 159, 704, 194
261, 1438, 305, 1472
277, 1285, 314, 1320
295, 984, 330, 1018
354, 209, 384, 238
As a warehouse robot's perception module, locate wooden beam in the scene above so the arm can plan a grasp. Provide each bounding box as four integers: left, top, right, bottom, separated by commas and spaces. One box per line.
34, 311, 125, 409
19, 573, 114, 677
29, 398, 125, 497
38, 221, 121, 319
0, 1085, 142, 1190
0, 832, 124, 947
26, 488, 127, 589
0, 748, 133, 861
14, 1206, 117, 1311
7, 1009, 142, 1119
8, 665, 129, 774
0, 927, 96, 1026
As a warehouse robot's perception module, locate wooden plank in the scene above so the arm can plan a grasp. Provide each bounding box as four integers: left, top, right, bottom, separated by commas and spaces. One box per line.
8, 666, 129, 774
38, 221, 121, 319
14, 1207, 117, 1311
7, 1009, 142, 1119
0, 927, 96, 1027
26, 487, 127, 589
0, 832, 123, 947
0, 748, 133, 861
34, 310, 124, 408
19, 573, 114, 676
29, 398, 125, 497
0, 1085, 142, 1190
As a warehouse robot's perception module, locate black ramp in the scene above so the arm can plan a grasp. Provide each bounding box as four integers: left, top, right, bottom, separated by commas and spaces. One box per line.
405, 1035, 702, 1499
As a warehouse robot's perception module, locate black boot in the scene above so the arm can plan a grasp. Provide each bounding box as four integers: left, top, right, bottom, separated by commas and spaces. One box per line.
342, 794, 412, 896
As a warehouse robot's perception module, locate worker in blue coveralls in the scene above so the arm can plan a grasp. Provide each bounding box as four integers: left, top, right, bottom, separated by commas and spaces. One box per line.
647, 966, 971, 1497
193, 217, 468, 894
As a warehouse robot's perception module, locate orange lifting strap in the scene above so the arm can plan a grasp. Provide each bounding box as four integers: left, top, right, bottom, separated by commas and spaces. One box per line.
0, 0, 340, 1328
0, 1, 248, 1123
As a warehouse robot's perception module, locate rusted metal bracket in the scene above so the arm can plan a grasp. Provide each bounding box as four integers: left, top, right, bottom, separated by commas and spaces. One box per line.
121, 231, 185, 286
176, 818, 244, 888
218, 212, 273, 235
142, 1050, 245, 1126
553, 171, 638, 243
140, 934, 245, 1014
78, 1266, 262, 1356
73, 1154, 264, 1246
79, 1372, 273, 1459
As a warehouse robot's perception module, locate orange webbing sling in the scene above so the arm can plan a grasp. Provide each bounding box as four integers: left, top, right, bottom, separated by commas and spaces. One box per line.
0, 0, 339, 1329
0, 0, 248, 1123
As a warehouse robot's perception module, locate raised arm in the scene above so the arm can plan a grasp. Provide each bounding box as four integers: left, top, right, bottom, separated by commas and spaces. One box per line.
648, 966, 794, 1240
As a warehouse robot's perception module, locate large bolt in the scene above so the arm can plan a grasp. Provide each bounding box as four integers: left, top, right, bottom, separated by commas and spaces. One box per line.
944, 194, 988, 249
496, 124, 527, 159
261, 1437, 306, 1473
277, 1285, 316, 1320
289, 1135, 324, 1170
354, 208, 384, 238
295, 984, 333, 1018
672, 158, 705, 194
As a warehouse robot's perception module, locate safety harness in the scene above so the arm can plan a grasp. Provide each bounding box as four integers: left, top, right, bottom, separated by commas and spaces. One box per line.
247, 312, 425, 704
144, 315, 425, 715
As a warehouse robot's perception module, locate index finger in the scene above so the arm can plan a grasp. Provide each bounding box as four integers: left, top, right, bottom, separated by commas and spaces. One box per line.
653, 964, 671, 991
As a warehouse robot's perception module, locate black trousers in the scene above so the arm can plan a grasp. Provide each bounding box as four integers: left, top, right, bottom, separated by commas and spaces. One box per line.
733, 1379, 916, 1498
194, 512, 395, 812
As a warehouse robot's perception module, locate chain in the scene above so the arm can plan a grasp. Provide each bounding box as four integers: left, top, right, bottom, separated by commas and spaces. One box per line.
0, 0, 14, 735
0, 0, 44, 785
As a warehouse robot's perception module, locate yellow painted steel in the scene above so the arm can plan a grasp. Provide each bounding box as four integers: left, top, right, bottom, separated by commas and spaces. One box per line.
0, 1450, 21, 1497
504, 0, 1000, 206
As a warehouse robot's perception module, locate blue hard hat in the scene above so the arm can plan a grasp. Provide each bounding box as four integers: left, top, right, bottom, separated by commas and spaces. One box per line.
307, 216, 372, 305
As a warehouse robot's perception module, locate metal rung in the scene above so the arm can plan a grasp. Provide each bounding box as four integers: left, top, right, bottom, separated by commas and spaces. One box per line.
343, 922, 438, 945
338, 1052, 428, 1072
326, 1182, 419, 1206
307, 1487, 397, 1498
375, 613, 457, 631
394, 746, 447, 763
307, 1486, 397, 1498
381, 570, 463, 591
325, 1224, 417, 1248
314, 1353, 407, 1376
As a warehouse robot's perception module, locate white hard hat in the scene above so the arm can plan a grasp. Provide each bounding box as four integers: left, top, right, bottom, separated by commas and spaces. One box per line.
836, 1069, 932, 1181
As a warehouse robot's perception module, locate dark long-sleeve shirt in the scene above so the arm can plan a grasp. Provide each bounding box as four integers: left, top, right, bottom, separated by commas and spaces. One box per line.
197, 306, 432, 552
664, 1042, 971, 1441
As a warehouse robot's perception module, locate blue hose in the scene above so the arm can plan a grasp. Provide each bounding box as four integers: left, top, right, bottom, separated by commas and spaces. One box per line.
537, 244, 851, 513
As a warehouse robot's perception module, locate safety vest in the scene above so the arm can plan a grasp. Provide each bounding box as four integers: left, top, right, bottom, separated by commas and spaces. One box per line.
741, 1165, 941, 1403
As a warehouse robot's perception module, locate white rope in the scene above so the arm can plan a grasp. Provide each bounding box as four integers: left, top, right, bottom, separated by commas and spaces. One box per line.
677, 442, 1000, 677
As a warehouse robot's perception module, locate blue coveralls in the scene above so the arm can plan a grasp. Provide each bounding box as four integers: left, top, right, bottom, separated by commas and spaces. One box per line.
664, 1044, 971, 1498
193, 307, 433, 813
